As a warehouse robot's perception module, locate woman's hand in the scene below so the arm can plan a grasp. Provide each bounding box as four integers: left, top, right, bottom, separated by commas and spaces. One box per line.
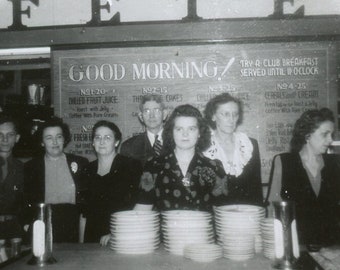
23, 224, 30, 232
140, 172, 155, 192
100, 234, 111, 246
212, 175, 228, 196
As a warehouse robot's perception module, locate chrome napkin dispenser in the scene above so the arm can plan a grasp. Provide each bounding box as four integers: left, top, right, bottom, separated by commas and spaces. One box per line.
272, 201, 300, 269
28, 203, 56, 266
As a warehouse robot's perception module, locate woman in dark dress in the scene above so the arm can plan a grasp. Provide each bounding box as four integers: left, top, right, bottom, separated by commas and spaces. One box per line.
24, 117, 88, 243
203, 93, 263, 206
135, 104, 228, 212
267, 108, 340, 248
82, 120, 142, 245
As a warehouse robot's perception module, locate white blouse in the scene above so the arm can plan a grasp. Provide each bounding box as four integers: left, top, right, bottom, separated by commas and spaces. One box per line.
203, 131, 253, 177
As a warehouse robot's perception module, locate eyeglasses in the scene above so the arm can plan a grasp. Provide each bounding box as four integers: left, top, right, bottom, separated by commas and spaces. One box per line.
93, 135, 114, 143
142, 108, 163, 116
0, 132, 16, 141
218, 111, 239, 120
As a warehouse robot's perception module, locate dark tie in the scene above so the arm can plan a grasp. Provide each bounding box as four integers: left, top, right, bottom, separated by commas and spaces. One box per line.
153, 135, 162, 157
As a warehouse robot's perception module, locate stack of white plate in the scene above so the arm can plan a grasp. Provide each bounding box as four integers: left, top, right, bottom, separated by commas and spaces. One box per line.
184, 243, 223, 262
109, 210, 160, 254
161, 210, 214, 256
223, 233, 255, 261
214, 204, 265, 260
261, 218, 275, 260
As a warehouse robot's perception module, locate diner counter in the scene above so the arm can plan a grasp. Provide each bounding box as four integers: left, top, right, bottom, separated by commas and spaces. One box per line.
1, 244, 322, 270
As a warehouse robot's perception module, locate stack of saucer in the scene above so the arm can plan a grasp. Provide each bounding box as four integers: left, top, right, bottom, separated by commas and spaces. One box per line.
223, 233, 255, 261
261, 218, 275, 260
184, 243, 223, 262
161, 210, 214, 256
109, 210, 160, 254
214, 204, 265, 260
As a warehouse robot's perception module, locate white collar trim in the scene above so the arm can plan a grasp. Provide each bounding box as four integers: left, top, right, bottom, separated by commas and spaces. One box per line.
205, 131, 253, 177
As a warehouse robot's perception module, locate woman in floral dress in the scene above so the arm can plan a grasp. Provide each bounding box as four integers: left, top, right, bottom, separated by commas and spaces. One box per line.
135, 104, 228, 212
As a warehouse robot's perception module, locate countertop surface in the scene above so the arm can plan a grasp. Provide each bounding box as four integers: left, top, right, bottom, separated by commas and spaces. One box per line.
1, 244, 322, 270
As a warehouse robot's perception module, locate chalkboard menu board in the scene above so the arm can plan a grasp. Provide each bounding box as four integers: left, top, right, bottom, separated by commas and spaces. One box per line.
53, 41, 338, 183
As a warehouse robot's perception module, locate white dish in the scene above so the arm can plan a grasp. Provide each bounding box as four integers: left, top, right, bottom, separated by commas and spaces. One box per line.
110, 247, 157, 254
111, 234, 160, 240
162, 210, 211, 217
113, 210, 159, 217
110, 242, 160, 248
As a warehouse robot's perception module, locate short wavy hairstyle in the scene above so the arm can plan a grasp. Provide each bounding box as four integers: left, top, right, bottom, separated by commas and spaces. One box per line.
204, 92, 243, 130
0, 113, 19, 133
163, 104, 211, 153
36, 116, 71, 147
290, 107, 334, 153
92, 120, 122, 148
139, 94, 165, 111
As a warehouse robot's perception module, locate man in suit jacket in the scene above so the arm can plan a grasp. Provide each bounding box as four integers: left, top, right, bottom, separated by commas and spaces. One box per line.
0, 113, 24, 240
120, 94, 167, 166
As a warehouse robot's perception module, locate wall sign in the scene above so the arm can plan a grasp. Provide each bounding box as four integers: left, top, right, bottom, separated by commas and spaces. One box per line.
53, 41, 337, 183
6, 0, 304, 30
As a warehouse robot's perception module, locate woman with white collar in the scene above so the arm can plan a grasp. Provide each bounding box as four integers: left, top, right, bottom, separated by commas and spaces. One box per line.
203, 93, 263, 206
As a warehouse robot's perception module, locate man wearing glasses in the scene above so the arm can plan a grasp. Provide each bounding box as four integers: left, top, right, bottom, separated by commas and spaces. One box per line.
120, 94, 167, 165
0, 113, 24, 242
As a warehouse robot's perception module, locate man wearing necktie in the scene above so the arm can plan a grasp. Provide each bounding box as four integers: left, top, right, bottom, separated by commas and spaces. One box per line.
120, 94, 167, 165
153, 134, 162, 157
0, 113, 24, 241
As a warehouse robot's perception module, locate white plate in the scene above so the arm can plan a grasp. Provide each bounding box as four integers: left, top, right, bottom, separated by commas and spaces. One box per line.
111, 219, 159, 225
111, 224, 159, 230
110, 242, 160, 249
111, 234, 159, 242
162, 228, 214, 233
112, 210, 159, 217
185, 256, 221, 263
184, 250, 223, 257
162, 220, 211, 226
162, 210, 211, 216
162, 231, 214, 237
184, 244, 223, 254
214, 204, 265, 212
163, 236, 214, 242
110, 247, 157, 254
224, 254, 254, 261
111, 223, 160, 228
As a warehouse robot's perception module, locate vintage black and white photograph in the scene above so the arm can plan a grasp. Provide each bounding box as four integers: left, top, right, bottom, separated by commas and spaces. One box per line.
0, 0, 339, 269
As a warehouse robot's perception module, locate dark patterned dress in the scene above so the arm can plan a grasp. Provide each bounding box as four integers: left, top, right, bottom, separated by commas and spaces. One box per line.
138, 151, 228, 212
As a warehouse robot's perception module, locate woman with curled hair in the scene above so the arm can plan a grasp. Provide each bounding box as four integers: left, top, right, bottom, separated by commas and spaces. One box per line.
24, 117, 88, 243
267, 108, 340, 248
135, 104, 228, 212
203, 93, 263, 206
290, 108, 335, 153
162, 104, 211, 153
82, 120, 142, 245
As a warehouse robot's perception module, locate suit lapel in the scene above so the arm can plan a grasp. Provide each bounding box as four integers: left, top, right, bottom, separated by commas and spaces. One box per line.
65, 154, 78, 188
144, 132, 153, 151
65, 154, 73, 175
143, 132, 154, 160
